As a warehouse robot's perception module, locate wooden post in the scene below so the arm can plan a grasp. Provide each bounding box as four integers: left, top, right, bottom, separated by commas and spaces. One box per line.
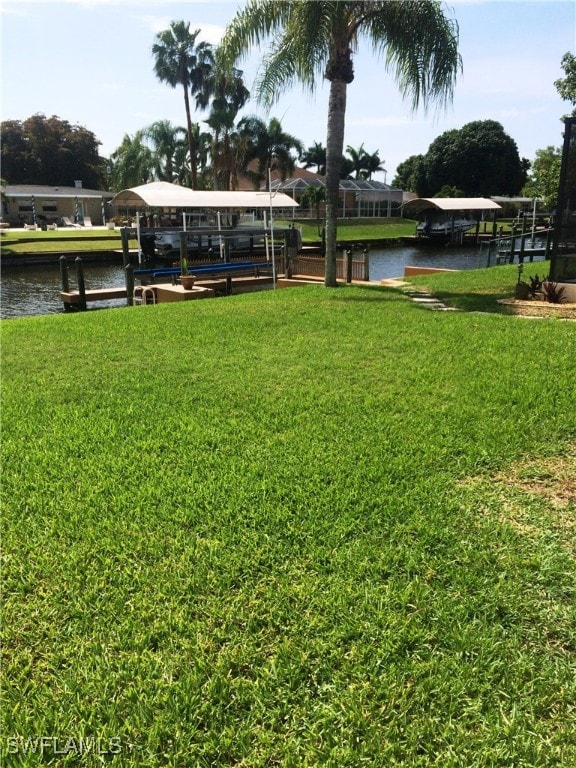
345, 248, 353, 284
75, 256, 87, 311
545, 228, 553, 261
362, 247, 370, 282
508, 225, 517, 264
59, 255, 69, 292
120, 227, 131, 267
125, 264, 134, 306
224, 240, 232, 294
519, 214, 527, 263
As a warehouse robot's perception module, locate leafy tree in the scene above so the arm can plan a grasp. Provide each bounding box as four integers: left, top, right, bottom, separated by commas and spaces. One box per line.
152, 21, 214, 188
555, 52, 576, 116
423, 120, 528, 196
237, 116, 304, 189
435, 184, 465, 197
218, 0, 461, 287
392, 153, 427, 194
522, 145, 562, 210
1, 114, 104, 187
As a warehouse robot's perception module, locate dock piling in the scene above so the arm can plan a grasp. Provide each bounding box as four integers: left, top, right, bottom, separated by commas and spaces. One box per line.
59, 255, 69, 293
125, 264, 134, 306
75, 257, 87, 311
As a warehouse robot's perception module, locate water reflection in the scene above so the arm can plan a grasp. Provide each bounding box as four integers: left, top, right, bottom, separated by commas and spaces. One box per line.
1, 262, 127, 319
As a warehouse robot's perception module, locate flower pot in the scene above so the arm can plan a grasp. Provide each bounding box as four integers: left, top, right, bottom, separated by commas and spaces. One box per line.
180, 275, 197, 290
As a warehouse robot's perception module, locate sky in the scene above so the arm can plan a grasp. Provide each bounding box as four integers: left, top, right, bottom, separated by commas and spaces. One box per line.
1, 0, 574, 183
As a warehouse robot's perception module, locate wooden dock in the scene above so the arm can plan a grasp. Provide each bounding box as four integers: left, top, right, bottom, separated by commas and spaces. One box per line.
60, 287, 127, 308
60, 275, 274, 309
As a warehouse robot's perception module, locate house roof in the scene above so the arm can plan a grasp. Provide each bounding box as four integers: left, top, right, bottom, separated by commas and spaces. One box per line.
402, 197, 502, 215
111, 181, 298, 209
2, 184, 114, 199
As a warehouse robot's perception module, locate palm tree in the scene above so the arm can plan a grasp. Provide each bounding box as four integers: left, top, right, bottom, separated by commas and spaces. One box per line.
361, 148, 386, 181
204, 67, 250, 189
218, 0, 460, 287
301, 184, 326, 235
237, 116, 304, 190
346, 143, 385, 180
142, 120, 187, 182
301, 142, 327, 175
108, 132, 154, 191
152, 21, 214, 188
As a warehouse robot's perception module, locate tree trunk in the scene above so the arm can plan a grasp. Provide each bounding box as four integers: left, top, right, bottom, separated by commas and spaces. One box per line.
324, 78, 347, 287
183, 84, 197, 189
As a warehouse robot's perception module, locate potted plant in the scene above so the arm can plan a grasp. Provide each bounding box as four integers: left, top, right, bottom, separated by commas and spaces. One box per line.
179, 255, 196, 290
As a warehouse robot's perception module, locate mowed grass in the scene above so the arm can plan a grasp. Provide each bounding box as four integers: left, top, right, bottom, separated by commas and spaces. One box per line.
1, 229, 135, 254
2, 274, 575, 766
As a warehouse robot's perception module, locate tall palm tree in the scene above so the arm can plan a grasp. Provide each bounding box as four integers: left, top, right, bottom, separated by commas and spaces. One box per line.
204, 67, 250, 189
218, 0, 460, 287
152, 21, 214, 188
237, 115, 304, 190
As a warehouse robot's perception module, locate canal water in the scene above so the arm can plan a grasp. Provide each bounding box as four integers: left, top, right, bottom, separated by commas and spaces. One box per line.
1, 244, 490, 320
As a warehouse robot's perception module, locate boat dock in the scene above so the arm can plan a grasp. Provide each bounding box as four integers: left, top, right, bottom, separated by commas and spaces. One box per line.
60, 273, 274, 310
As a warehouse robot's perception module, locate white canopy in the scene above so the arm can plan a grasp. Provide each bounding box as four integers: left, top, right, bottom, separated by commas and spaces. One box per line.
111, 181, 298, 209
403, 197, 501, 215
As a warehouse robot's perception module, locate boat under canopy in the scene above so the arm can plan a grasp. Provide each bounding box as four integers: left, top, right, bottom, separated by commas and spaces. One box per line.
111, 181, 299, 210
402, 197, 502, 216
403, 197, 502, 241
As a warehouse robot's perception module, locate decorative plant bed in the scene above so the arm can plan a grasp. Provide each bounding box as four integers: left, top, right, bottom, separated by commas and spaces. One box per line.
498, 299, 576, 319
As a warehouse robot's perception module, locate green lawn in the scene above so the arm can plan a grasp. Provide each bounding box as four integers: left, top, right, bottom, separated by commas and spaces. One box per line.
2, 270, 575, 766
0, 229, 134, 254
276, 218, 418, 241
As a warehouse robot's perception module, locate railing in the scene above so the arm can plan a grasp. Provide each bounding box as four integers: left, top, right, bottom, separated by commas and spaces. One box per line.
480, 228, 553, 267
289, 255, 369, 282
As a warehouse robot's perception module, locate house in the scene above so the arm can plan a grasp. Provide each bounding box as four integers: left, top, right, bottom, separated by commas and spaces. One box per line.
261, 166, 403, 218
1, 182, 115, 228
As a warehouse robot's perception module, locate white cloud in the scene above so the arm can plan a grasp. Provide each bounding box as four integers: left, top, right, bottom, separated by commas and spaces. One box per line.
135, 15, 224, 43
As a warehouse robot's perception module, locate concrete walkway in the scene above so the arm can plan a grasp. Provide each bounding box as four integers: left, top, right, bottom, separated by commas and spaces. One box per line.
380, 277, 460, 312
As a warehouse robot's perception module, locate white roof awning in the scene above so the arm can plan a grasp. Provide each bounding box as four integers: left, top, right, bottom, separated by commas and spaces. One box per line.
402, 197, 502, 216
111, 181, 299, 209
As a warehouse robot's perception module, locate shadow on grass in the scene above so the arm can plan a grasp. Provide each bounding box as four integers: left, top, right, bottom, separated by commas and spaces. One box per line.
430, 291, 511, 314
326, 283, 409, 304
315, 280, 522, 315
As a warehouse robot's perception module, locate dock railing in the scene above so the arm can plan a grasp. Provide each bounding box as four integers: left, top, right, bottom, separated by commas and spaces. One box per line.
480, 227, 553, 268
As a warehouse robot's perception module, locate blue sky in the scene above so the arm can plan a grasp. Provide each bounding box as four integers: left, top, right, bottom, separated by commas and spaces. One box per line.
1, 0, 574, 182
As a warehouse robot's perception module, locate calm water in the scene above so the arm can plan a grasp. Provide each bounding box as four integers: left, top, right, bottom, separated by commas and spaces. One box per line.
1, 244, 492, 319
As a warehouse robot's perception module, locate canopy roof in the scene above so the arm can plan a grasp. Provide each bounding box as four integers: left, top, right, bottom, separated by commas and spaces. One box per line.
403, 197, 502, 215
111, 181, 298, 209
